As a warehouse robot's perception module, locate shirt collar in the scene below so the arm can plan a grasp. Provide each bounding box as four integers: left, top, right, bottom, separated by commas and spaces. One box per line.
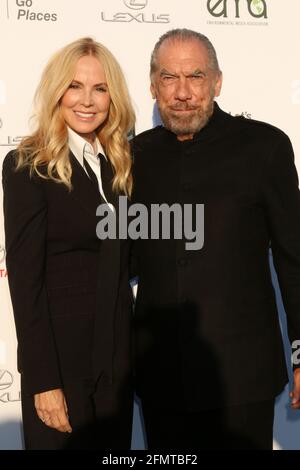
67, 126, 107, 165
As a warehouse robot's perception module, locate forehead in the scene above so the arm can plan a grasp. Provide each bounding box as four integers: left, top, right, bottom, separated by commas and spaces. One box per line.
156, 39, 210, 72
74, 55, 106, 78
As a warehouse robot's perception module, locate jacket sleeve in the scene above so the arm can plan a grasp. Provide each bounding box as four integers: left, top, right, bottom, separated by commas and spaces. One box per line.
2, 151, 62, 395
262, 134, 300, 357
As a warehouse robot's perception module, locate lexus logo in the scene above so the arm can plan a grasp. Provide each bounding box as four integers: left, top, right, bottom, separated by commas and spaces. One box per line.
0, 245, 5, 264
0, 370, 13, 391
101, 0, 169, 25
123, 0, 148, 9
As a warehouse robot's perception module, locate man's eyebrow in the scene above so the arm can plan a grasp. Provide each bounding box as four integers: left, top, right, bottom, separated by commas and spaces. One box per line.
188, 69, 206, 77
159, 68, 207, 77
160, 69, 178, 77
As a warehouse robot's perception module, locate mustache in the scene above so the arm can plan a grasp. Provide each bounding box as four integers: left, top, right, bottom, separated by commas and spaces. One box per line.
169, 104, 198, 111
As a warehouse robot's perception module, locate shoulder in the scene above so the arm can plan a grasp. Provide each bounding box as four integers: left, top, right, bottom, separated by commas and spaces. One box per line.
225, 113, 295, 175
2, 149, 18, 175
2, 149, 28, 184
2, 149, 45, 190
229, 113, 290, 146
132, 126, 165, 151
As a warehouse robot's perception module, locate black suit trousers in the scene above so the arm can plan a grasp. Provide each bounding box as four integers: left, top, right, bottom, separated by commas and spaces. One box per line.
141, 399, 275, 450
21, 376, 133, 450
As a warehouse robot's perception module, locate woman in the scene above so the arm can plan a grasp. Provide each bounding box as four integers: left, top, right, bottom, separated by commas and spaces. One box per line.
2, 37, 135, 450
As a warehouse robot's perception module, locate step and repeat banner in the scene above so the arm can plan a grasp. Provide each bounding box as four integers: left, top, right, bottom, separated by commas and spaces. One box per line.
0, 0, 300, 450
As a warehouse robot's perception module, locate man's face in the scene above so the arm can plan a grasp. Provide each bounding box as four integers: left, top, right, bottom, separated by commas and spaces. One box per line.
151, 39, 222, 141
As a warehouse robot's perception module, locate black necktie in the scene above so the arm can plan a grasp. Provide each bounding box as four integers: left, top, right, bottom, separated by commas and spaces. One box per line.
83, 157, 98, 188
97, 153, 115, 205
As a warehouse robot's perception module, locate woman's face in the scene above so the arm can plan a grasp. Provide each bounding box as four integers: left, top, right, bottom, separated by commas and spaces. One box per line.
61, 55, 111, 144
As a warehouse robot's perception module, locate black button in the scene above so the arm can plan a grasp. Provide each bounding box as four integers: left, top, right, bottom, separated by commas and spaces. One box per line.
178, 258, 188, 267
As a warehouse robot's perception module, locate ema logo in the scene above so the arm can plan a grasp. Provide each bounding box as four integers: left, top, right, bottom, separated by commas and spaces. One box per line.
207, 0, 268, 19
123, 0, 148, 9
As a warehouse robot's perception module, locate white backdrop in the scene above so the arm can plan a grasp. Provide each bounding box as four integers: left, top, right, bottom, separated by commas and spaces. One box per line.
0, 0, 300, 450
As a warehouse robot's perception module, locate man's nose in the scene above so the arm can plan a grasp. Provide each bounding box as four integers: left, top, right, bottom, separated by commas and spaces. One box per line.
175, 78, 192, 101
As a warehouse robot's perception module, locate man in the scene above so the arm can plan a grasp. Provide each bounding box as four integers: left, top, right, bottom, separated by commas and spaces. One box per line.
131, 29, 300, 450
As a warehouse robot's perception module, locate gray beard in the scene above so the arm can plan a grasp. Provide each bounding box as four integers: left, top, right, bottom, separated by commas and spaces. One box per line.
158, 99, 214, 137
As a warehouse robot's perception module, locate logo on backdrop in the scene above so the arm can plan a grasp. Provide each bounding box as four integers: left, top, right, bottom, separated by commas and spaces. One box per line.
0, 370, 13, 391
0, 370, 21, 403
123, 0, 148, 9
0, 245, 6, 264
207, 0, 268, 26
0, 135, 23, 147
0, 118, 2, 129
228, 110, 252, 119
101, 0, 170, 24
0, 245, 7, 278
5, 0, 58, 22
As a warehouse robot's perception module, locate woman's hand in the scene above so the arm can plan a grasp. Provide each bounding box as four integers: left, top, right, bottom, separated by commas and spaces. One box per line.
290, 368, 300, 409
34, 388, 72, 433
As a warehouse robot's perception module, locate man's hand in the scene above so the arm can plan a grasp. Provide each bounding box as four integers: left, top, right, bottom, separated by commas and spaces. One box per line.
290, 368, 300, 409
34, 388, 72, 433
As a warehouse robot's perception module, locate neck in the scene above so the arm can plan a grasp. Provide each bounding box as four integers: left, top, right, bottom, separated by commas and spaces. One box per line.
177, 133, 194, 141
80, 132, 97, 151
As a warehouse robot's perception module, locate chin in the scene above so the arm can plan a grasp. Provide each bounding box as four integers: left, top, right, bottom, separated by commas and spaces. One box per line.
73, 125, 98, 134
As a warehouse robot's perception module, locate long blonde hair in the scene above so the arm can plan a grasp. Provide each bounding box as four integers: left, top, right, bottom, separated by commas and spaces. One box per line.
17, 37, 135, 196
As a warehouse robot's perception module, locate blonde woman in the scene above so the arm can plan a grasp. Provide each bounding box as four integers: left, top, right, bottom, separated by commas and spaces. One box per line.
2, 37, 135, 449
